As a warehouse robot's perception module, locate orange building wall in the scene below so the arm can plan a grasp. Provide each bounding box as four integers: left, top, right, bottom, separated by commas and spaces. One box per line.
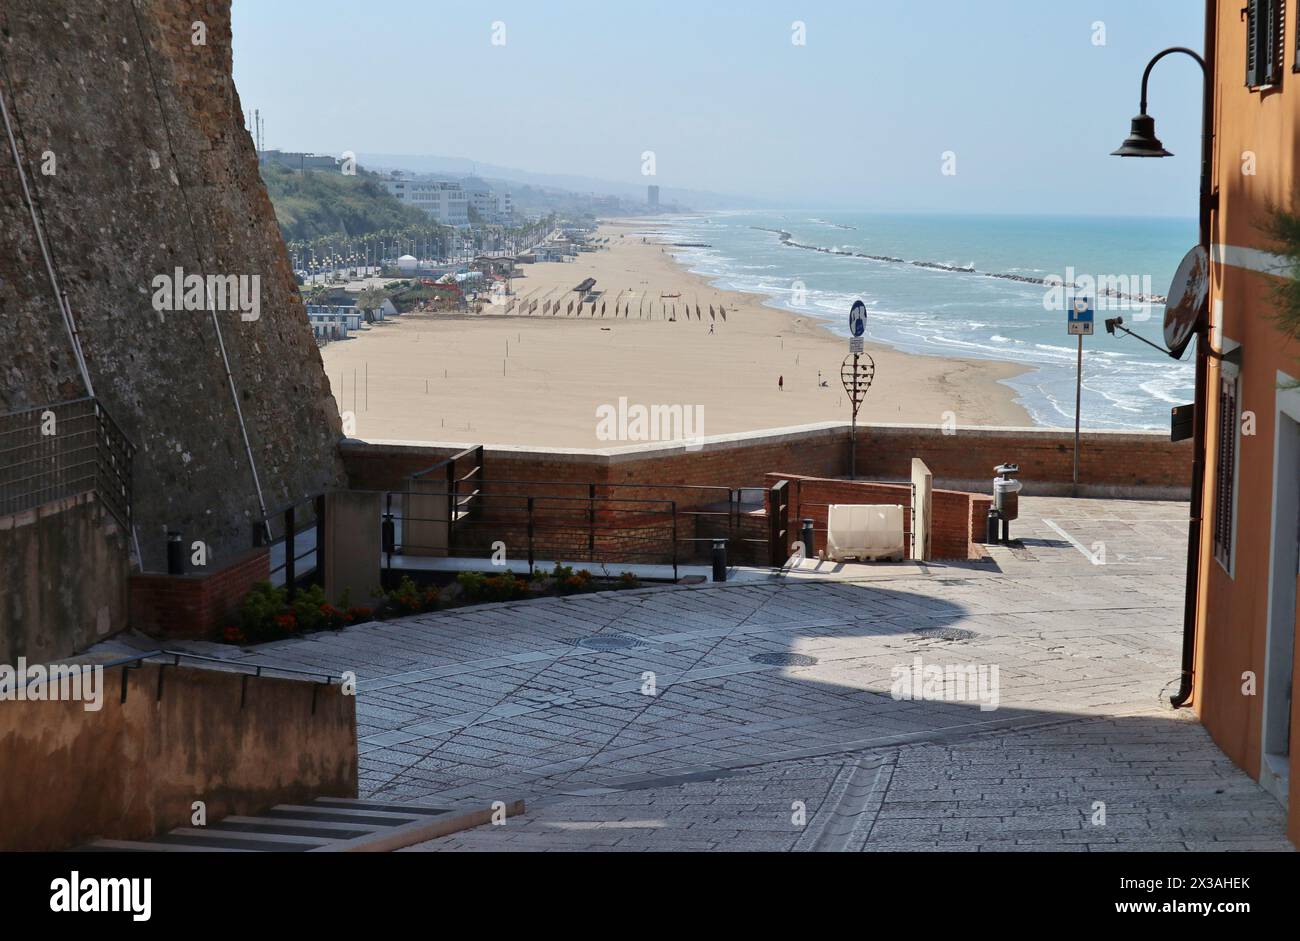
1196, 0, 1300, 844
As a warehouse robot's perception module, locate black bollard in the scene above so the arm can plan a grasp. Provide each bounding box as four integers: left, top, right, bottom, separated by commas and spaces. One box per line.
801, 519, 815, 559
712, 539, 727, 582
166, 531, 185, 575
985, 508, 1001, 545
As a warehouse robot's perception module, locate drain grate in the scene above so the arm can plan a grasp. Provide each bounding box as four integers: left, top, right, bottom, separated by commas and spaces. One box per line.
912, 627, 977, 642
568, 635, 647, 652
750, 652, 819, 667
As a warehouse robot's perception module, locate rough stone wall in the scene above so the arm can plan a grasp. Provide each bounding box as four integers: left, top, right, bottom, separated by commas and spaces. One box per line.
0, 1, 344, 571
0, 494, 129, 663
0, 661, 357, 851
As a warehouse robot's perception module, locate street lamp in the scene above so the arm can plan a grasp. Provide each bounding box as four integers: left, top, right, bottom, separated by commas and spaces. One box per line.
1111, 43, 1215, 709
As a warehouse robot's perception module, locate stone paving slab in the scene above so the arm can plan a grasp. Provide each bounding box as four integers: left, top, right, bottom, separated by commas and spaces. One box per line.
110, 496, 1295, 851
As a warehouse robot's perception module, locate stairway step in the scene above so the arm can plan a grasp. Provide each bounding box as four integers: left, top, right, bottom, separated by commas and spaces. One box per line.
169, 827, 331, 848
84, 839, 254, 852
310, 797, 453, 816
209, 818, 376, 839
261, 805, 422, 825
148, 831, 317, 852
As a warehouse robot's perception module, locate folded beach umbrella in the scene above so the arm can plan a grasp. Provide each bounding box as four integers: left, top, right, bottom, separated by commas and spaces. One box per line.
709, 305, 715, 320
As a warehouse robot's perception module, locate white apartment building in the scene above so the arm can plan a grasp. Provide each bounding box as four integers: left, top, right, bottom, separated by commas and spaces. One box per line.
464, 181, 513, 224
381, 177, 469, 226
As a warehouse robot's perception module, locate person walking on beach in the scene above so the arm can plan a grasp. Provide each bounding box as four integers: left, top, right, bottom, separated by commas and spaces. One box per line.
709, 323, 714, 334
778, 375, 784, 392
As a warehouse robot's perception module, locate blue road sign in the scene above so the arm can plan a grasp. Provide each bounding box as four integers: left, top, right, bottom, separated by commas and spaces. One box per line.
849, 300, 866, 337
1068, 295, 1094, 336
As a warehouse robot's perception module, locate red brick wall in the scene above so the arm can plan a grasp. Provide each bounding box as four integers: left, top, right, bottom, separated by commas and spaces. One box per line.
130, 548, 269, 640
854, 425, 1190, 497
767, 473, 986, 561
343, 422, 1188, 502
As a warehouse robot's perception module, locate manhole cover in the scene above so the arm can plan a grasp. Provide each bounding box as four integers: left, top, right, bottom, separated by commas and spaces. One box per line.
912, 627, 977, 642
570, 635, 647, 651
750, 652, 819, 667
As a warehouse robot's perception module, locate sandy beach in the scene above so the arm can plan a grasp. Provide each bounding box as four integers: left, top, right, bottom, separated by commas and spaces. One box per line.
321, 220, 1032, 448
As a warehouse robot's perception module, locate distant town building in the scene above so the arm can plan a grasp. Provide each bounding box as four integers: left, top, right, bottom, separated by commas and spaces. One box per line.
381, 174, 470, 226
647, 185, 660, 209
305, 305, 364, 343
463, 179, 514, 224
258, 149, 340, 172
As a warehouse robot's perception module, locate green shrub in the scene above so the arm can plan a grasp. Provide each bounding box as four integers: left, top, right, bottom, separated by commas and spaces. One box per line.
238, 581, 287, 643
386, 575, 431, 615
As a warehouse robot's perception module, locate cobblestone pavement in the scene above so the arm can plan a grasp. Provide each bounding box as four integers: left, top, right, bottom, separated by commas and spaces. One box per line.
152, 497, 1295, 851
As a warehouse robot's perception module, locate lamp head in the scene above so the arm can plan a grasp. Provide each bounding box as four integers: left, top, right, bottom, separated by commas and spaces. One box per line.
1112, 113, 1173, 157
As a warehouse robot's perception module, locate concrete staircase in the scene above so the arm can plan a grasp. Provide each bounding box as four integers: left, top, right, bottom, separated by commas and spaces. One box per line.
78, 796, 523, 852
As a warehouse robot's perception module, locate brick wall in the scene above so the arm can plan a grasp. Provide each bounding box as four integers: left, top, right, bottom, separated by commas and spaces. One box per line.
341, 422, 1186, 567
854, 424, 1190, 498
130, 548, 270, 640
343, 421, 1189, 503
767, 473, 987, 561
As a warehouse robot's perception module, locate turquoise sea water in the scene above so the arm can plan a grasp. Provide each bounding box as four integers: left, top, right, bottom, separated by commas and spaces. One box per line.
645, 211, 1198, 430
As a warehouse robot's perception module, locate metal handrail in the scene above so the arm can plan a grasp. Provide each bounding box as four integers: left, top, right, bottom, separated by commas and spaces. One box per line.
24, 648, 343, 710
409, 444, 482, 482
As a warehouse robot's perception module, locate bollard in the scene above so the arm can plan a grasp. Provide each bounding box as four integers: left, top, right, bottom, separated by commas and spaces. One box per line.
381, 513, 396, 553
712, 538, 727, 582
985, 508, 1001, 546
801, 519, 815, 559
166, 531, 185, 575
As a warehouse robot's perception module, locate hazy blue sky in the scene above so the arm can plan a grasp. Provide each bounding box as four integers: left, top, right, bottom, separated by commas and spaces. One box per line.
232, 0, 1204, 216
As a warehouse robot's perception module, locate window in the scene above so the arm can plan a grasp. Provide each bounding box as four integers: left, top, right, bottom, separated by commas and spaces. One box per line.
1213, 373, 1240, 571
1247, 0, 1286, 87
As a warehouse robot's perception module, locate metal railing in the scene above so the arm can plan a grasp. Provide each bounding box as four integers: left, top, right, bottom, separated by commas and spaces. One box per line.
86, 649, 341, 714
381, 480, 768, 578
410, 445, 484, 556
0, 397, 133, 530
253, 494, 325, 599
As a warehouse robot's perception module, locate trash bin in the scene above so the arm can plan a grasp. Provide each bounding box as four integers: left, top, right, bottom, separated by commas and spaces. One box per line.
993, 477, 1021, 521
992, 463, 1022, 544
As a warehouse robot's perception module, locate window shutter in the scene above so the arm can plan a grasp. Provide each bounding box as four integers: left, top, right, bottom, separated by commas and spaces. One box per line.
1248, 0, 1288, 85
1213, 375, 1239, 568
1248, 0, 1262, 86
1265, 0, 1285, 83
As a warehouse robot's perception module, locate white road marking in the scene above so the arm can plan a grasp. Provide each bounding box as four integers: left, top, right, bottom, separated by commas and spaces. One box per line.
1042, 518, 1104, 565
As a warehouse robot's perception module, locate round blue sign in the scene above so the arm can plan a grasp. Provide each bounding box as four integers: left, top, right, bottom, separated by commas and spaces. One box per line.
849, 300, 867, 337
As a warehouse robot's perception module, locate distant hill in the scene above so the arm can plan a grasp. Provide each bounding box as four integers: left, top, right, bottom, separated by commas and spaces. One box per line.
260, 162, 432, 242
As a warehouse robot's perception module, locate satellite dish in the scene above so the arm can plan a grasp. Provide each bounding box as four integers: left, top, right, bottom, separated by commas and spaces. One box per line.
1164, 245, 1209, 360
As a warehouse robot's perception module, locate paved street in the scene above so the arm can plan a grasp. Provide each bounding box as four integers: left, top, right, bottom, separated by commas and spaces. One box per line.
148, 497, 1294, 851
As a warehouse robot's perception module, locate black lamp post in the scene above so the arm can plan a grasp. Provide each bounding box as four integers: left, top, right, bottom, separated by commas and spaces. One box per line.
1111, 42, 1216, 709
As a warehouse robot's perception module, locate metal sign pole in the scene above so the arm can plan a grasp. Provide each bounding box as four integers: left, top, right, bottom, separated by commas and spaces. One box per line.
851, 352, 859, 480
1067, 294, 1093, 498
1073, 333, 1082, 496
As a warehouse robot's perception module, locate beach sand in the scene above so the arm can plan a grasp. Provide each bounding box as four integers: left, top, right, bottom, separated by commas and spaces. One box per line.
321, 220, 1031, 448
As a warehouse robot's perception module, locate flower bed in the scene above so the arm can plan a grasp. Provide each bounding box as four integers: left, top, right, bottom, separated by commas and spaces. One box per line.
220, 565, 642, 646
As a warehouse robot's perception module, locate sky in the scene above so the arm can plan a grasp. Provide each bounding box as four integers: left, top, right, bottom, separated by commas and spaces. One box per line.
231, 0, 1205, 217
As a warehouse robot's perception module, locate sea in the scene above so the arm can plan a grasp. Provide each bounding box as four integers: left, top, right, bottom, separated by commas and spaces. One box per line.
643, 210, 1198, 431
